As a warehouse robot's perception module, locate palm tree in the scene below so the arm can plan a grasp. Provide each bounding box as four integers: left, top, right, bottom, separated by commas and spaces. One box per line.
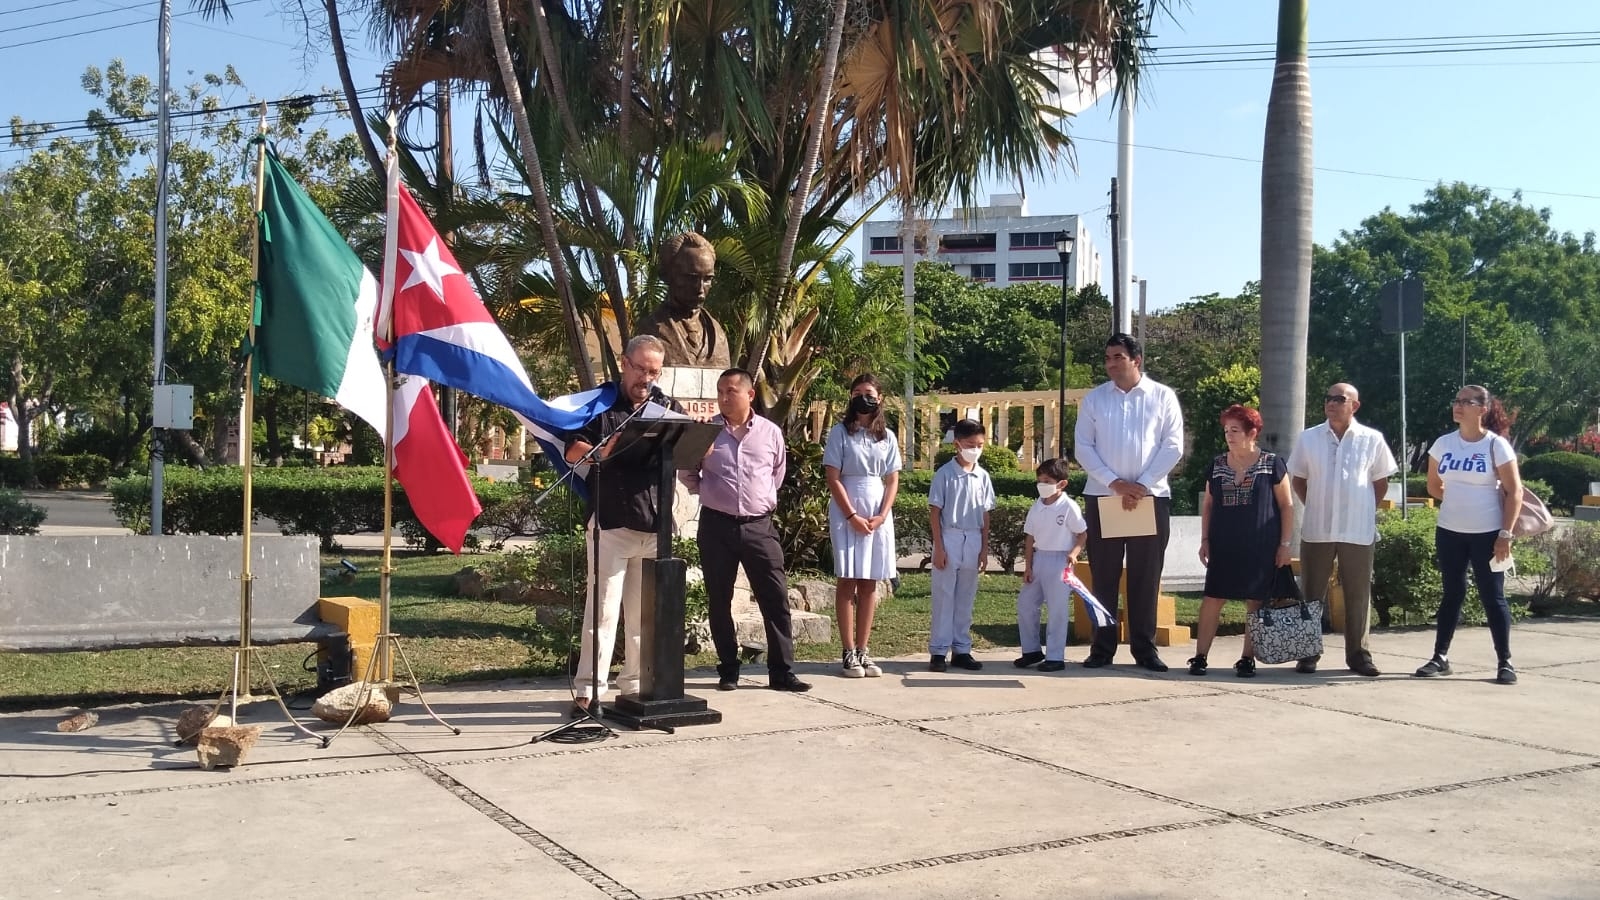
1258, 0, 1312, 456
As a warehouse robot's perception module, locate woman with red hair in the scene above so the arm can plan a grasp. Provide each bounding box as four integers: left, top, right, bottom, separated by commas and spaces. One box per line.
1192, 404, 1295, 677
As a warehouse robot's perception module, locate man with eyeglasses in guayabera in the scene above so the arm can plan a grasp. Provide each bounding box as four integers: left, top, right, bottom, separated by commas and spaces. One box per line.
1286, 383, 1398, 677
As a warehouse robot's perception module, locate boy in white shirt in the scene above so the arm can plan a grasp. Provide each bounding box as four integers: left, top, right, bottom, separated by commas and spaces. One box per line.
1015, 458, 1088, 672
927, 419, 996, 672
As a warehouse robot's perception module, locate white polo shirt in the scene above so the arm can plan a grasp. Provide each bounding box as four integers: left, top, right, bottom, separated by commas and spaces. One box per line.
1287, 420, 1398, 544
1025, 496, 1088, 552
1073, 375, 1185, 497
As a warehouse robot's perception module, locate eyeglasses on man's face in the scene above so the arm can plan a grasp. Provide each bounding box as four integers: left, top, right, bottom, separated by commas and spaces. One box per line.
1324, 395, 1350, 404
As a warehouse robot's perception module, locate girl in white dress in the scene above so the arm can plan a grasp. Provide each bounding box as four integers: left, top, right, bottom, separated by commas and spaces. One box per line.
823, 374, 901, 677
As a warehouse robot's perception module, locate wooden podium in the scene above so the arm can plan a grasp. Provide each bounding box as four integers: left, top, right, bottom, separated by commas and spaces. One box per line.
603, 416, 724, 731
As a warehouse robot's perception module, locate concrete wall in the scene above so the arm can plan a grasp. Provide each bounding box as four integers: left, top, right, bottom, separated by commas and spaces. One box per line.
0, 535, 326, 651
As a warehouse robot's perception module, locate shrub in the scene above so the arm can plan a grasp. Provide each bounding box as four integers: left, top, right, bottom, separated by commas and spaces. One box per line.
1372, 507, 1538, 627
0, 456, 32, 488
932, 442, 1019, 472
899, 467, 1084, 499
773, 434, 830, 572
0, 488, 46, 534
891, 493, 1052, 574
32, 453, 113, 488
1520, 452, 1600, 512
1525, 522, 1600, 609
108, 465, 523, 550
473, 532, 588, 601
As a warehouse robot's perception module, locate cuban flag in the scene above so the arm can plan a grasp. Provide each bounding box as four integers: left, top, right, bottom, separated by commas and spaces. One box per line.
1064, 567, 1118, 629
376, 154, 613, 434
376, 154, 616, 484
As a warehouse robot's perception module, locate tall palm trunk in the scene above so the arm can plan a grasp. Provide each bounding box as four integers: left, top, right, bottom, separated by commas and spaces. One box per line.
483, 0, 597, 388
324, 0, 384, 180
527, 0, 630, 350
745, 0, 850, 377
1258, 0, 1312, 456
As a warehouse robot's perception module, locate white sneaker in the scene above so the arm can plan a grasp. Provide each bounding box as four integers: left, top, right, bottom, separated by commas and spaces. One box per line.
859, 647, 882, 677
841, 648, 865, 678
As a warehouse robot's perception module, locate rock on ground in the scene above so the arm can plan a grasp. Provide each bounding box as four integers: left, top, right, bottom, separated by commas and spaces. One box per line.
311, 681, 394, 725
195, 725, 262, 769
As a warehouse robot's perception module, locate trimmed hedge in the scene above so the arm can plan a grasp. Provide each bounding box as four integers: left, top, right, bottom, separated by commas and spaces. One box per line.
1371, 506, 1547, 627
899, 467, 1086, 499
0, 453, 113, 489
893, 493, 1086, 574
108, 466, 526, 550
1520, 452, 1600, 512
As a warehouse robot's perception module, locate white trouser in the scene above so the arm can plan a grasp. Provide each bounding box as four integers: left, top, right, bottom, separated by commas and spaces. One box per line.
573, 522, 655, 701
1017, 550, 1072, 661
930, 528, 984, 655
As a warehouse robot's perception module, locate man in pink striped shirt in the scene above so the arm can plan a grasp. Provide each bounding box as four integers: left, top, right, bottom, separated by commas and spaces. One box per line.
680, 369, 811, 693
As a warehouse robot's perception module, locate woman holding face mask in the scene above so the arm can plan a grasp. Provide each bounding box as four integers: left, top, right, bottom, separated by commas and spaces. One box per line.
823, 374, 902, 678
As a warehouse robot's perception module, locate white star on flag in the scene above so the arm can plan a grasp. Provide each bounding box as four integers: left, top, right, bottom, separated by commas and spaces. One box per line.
399, 237, 461, 300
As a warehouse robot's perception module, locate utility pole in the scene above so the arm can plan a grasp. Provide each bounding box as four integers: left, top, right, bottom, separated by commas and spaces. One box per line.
1108, 177, 1122, 336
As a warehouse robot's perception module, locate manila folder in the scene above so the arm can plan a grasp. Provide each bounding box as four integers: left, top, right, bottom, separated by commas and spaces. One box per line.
1096, 495, 1158, 538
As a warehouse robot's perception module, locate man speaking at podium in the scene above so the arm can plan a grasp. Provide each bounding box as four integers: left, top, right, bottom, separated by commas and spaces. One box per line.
563, 334, 682, 713
680, 369, 812, 694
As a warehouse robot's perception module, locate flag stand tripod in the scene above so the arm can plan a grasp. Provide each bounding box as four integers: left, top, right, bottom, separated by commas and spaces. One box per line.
322, 370, 463, 747
186, 106, 324, 748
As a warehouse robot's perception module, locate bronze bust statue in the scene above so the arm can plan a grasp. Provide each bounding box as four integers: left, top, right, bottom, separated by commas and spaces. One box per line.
638, 232, 731, 368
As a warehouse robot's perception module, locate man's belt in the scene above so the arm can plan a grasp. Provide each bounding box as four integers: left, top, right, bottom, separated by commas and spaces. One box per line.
704, 506, 772, 524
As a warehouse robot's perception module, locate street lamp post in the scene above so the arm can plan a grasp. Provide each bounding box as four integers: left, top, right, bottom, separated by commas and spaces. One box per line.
1056, 231, 1075, 458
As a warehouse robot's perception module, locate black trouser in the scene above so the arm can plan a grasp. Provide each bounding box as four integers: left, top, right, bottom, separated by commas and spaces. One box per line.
1084, 496, 1172, 660
698, 508, 795, 678
1434, 527, 1512, 662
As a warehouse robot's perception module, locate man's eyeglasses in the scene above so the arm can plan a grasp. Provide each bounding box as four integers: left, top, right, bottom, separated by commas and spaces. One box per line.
1450, 398, 1485, 407
1324, 395, 1350, 404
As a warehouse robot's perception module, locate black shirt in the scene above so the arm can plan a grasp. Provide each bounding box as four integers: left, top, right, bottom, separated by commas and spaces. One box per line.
567, 387, 684, 532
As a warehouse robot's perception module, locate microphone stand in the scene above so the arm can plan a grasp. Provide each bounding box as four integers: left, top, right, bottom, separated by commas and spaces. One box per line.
531, 390, 672, 744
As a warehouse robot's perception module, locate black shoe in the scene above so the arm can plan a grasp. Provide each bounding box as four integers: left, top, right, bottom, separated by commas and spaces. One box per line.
929, 654, 948, 672
1136, 655, 1169, 673
1187, 655, 1208, 676
1081, 653, 1113, 668
1296, 658, 1317, 674
769, 673, 813, 692
1037, 660, 1067, 673
1496, 662, 1517, 685
570, 701, 597, 718
1014, 651, 1047, 669
717, 677, 739, 691
1414, 656, 1453, 677
1234, 657, 1257, 678
1350, 661, 1381, 677
950, 653, 984, 671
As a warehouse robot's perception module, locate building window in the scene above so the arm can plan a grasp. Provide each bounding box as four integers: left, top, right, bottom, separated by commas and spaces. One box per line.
970, 264, 995, 281
1008, 261, 1064, 279
939, 232, 997, 252
870, 235, 925, 253
1009, 232, 1057, 249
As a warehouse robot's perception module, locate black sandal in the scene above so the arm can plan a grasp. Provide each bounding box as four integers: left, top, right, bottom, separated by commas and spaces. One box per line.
1234, 657, 1257, 678
1187, 655, 1208, 676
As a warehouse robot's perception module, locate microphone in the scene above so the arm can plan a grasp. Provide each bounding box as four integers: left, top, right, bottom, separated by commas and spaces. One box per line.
648, 384, 671, 405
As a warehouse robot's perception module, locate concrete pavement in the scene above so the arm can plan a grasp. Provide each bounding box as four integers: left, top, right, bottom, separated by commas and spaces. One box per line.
4, 620, 1598, 899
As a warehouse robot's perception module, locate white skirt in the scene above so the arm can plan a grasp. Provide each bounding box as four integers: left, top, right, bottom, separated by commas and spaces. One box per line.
830, 475, 897, 580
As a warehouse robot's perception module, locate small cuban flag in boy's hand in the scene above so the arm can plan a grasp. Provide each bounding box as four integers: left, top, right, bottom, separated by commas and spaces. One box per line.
1064, 568, 1117, 628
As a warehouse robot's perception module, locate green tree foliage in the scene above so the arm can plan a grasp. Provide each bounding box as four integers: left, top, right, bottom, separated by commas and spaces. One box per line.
1308, 183, 1600, 459
2, 62, 368, 467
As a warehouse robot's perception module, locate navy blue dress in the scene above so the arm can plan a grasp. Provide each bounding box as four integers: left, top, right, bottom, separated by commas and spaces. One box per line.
1204, 452, 1287, 601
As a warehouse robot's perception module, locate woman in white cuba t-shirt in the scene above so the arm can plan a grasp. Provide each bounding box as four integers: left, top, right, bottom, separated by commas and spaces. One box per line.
1417, 385, 1524, 685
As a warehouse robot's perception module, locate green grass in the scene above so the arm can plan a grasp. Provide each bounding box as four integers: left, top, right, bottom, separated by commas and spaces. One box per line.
8, 552, 1563, 710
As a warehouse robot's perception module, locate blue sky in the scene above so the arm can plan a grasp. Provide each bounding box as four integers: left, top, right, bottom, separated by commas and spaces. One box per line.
4, 1, 1598, 310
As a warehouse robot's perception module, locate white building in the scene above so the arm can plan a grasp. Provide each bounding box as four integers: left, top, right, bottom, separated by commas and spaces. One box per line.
862, 193, 1102, 290
1, 402, 16, 453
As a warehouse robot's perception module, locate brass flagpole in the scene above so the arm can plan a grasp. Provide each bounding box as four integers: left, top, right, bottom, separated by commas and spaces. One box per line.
326, 110, 459, 745
198, 102, 323, 745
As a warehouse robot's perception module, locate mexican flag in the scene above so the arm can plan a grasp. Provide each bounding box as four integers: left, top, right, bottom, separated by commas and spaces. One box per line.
254, 149, 481, 552
254, 150, 388, 438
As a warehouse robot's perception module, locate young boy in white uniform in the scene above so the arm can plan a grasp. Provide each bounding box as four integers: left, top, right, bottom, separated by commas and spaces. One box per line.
1015, 458, 1088, 672
927, 419, 996, 671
